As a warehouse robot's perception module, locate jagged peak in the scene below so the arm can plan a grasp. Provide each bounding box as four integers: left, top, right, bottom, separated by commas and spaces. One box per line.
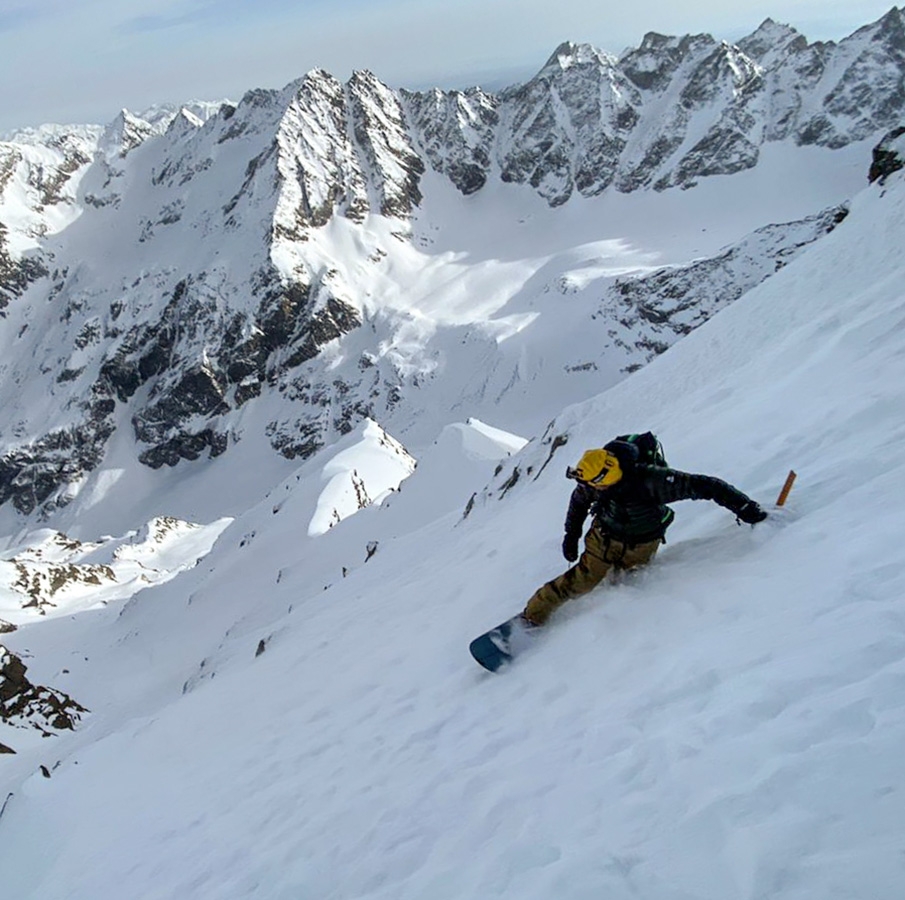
618, 30, 719, 92
299, 68, 340, 87
845, 5, 904, 42
537, 41, 617, 78
347, 69, 401, 106
737, 17, 805, 60
224, 81, 303, 131
132, 104, 181, 130
238, 85, 284, 110
165, 107, 204, 136
619, 29, 718, 71
745, 17, 801, 41
151, 99, 235, 128
100, 108, 156, 159
631, 31, 683, 54
288, 70, 344, 105
401, 84, 496, 107
874, 5, 905, 41
875, 5, 905, 29
630, 30, 716, 54
108, 107, 146, 127
349, 69, 383, 86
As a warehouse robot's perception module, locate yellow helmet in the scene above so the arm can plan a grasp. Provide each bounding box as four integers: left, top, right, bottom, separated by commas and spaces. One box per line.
566, 449, 623, 487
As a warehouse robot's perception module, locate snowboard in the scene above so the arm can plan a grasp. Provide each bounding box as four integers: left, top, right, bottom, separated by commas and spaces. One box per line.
469, 613, 539, 672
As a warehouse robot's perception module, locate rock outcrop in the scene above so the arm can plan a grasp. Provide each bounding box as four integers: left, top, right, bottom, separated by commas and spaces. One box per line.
869, 126, 905, 183
0, 645, 87, 744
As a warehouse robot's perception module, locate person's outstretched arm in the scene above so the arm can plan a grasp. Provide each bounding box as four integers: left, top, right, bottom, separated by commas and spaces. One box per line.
642, 467, 767, 522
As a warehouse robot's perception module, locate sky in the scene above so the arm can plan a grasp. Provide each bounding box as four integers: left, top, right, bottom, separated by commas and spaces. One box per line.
0, 0, 899, 134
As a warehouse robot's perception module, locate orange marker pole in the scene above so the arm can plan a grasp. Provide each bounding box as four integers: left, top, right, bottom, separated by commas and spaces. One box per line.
775, 470, 797, 507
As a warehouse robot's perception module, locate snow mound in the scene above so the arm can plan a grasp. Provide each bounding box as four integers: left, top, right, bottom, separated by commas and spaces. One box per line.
455, 417, 529, 459
308, 419, 416, 536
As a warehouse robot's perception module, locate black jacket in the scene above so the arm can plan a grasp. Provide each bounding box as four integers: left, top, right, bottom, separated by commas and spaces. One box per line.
565, 465, 756, 545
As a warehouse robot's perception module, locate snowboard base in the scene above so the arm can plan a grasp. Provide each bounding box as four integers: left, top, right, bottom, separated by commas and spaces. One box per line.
469, 614, 539, 672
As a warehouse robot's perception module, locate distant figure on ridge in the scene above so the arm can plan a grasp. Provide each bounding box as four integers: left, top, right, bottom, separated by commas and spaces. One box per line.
522, 433, 767, 626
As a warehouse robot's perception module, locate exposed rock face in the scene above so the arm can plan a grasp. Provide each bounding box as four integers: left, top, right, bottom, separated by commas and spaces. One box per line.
601, 205, 850, 369
795, 9, 905, 149
0, 128, 96, 311
0, 227, 48, 313
0, 399, 116, 515
869, 126, 905, 183
271, 71, 370, 230
493, 43, 638, 205
12, 558, 117, 611
401, 87, 498, 195
0, 645, 87, 742
0, 11, 902, 517
3, 529, 120, 613
348, 71, 425, 217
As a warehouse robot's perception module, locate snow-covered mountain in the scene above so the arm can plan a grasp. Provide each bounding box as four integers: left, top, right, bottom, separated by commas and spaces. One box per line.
0, 10, 903, 530
1, 7, 905, 897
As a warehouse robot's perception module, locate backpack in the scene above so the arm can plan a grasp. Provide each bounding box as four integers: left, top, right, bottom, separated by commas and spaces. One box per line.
615, 431, 668, 468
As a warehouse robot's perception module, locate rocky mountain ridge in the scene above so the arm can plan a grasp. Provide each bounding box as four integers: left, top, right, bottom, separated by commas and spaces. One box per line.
0, 10, 903, 522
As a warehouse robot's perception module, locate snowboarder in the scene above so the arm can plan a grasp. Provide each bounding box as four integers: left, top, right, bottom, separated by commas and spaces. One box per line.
522, 438, 768, 626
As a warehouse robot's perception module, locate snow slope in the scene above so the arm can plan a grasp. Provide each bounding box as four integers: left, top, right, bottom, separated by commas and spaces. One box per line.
1, 161, 905, 899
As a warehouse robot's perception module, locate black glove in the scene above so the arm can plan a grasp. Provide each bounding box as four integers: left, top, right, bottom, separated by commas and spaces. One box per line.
562, 533, 580, 562
736, 500, 767, 525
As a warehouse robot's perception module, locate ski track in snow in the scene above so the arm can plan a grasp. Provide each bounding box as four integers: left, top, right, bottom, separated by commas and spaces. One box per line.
2, 162, 905, 897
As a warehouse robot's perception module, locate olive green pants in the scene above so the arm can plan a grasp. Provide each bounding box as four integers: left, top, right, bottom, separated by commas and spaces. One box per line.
523, 527, 661, 625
